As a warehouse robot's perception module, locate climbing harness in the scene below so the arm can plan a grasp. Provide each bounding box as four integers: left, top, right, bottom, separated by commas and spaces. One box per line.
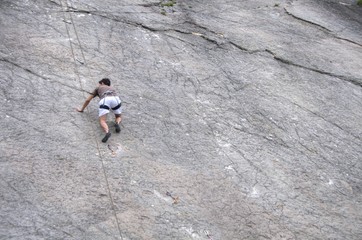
99, 95, 122, 110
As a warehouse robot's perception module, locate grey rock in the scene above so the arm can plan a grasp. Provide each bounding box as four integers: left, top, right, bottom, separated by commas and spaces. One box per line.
1, 0, 361, 239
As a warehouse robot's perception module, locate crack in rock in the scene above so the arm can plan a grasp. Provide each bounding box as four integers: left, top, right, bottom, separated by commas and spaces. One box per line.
284, 7, 332, 32
264, 49, 362, 88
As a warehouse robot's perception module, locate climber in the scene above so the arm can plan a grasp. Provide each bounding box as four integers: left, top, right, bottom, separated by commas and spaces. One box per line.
76, 78, 122, 143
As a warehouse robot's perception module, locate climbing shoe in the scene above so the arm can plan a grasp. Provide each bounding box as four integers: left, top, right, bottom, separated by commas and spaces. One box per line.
115, 123, 121, 133
102, 132, 111, 143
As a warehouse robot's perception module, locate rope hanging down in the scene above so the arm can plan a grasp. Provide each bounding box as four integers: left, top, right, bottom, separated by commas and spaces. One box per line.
60, 1, 124, 238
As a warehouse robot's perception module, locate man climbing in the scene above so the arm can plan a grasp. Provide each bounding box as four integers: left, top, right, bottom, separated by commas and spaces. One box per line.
76, 78, 122, 143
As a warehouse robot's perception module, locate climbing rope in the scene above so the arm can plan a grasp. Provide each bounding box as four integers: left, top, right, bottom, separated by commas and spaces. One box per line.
60, 0, 123, 238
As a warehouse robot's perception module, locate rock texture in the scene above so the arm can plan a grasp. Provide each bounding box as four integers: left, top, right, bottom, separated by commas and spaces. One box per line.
1, 0, 361, 239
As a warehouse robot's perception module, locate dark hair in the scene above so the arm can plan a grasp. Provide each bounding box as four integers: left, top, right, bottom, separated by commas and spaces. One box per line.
99, 78, 111, 86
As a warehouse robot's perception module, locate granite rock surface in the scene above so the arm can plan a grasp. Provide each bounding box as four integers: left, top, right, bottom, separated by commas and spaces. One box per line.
1, 0, 361, 239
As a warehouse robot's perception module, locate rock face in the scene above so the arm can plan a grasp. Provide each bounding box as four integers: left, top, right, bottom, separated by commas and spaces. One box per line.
1, 0, 361, 239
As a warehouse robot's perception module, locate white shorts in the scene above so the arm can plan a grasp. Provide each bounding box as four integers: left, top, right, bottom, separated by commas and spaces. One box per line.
98, 96, 122, 117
